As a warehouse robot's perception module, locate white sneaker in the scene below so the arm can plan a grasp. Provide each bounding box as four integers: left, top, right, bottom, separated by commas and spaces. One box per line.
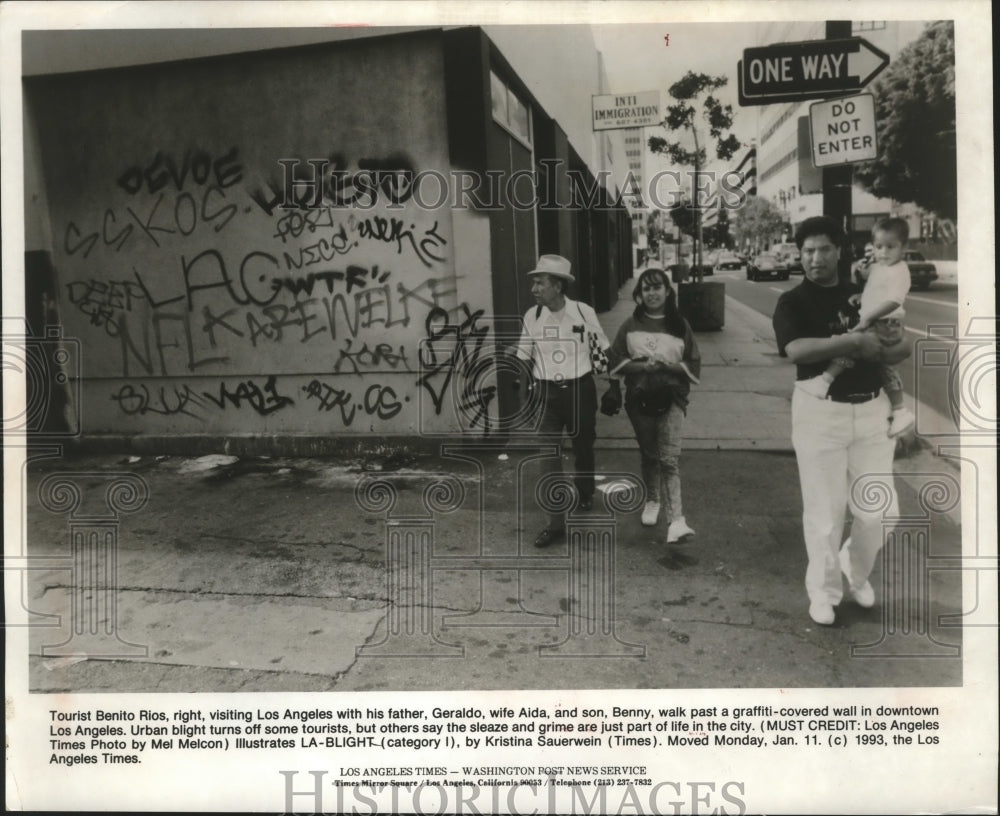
641, 501, 660, 526
808, 600, 835, 626
888, 406, 915, 438
667, 517, 695, 543
839, 546, 876, 608
795, 375, 832, 400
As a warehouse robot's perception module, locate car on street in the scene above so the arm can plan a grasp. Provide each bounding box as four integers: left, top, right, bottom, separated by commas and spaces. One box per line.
714, 251, 744, 271
746, 251, 788, 281
902, 249, 939, 290
771, 242, 802, 273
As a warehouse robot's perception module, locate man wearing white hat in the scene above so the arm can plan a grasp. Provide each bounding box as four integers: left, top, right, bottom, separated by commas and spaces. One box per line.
514, 254, 612, 548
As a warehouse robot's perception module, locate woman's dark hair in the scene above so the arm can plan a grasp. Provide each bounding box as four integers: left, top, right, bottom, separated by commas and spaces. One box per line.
631, 267, 686, 337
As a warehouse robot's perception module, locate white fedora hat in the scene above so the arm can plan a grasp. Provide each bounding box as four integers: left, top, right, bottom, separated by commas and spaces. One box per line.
526, 254, 574, 282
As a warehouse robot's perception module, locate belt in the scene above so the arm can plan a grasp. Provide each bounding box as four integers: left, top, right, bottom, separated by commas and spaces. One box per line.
828, 389, 880, 404
542, 374, 591, 389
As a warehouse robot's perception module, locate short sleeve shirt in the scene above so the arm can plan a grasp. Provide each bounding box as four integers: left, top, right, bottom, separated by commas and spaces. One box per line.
860, 260, 910, 320
516, 297, 610, 382
773, 278, 883, 398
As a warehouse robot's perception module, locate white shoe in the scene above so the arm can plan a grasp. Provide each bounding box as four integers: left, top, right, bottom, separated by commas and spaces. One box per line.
888, 406, 915, 438
641, 501, 660, 526
809, 600, 835, 626
796, 375, 832, 400
839, 546, 875, 608
667, 517, 695, 543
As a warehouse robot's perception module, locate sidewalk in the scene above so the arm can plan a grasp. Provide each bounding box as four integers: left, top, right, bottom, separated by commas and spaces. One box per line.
594, 279, 793, 451
22, 275, 965, 693
25, 445, 963, 693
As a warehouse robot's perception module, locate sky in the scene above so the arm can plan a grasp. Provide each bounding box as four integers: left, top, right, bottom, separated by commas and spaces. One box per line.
592, 22, 762, 175
591, 19, 935, 179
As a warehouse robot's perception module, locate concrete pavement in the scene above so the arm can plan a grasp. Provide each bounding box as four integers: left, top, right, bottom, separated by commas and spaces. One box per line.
24, 277, 965, 692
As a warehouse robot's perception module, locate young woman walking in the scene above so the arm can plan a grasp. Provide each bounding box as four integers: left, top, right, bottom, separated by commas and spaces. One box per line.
607, 268, 701, 542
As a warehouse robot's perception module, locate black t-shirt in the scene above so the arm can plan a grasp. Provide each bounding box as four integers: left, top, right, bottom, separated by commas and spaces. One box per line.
772, 277, 883, 398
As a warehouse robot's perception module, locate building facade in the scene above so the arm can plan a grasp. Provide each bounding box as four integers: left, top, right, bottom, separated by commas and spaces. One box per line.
22, 27, 633, 449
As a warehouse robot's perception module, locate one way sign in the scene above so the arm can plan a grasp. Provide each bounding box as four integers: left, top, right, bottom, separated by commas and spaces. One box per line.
738, 37, 889, 106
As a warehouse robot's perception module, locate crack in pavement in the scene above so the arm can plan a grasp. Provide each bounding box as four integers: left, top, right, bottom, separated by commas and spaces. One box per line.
684, 615, 821, 644
33, 656, 351, 686
200, 533, 374, 557
34, 584, 391, 604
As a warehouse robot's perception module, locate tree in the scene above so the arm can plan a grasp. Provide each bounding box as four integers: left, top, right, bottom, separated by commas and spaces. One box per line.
668, 200, 698, 239
648, 71, 741, 281
703, 205, 732, 248
854, 21, 956, 220
731, 195, 785, 253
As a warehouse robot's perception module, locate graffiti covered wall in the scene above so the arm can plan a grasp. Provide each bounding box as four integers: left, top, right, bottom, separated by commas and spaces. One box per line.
26, 33, 497, 440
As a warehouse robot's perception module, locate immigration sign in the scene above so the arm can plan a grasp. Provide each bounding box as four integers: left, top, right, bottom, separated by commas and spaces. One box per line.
592, 90, 662, 131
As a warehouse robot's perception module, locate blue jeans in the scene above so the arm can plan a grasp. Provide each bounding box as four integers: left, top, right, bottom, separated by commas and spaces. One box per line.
625, 401, 685, 521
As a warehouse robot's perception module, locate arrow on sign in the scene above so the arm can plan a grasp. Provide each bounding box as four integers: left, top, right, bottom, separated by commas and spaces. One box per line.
847, 40, 890, 87
738, 37, 890, 106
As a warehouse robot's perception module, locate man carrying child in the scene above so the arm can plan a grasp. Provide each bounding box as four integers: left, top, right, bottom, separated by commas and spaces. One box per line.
773, 216, 912, 626
796, 216, 916, 437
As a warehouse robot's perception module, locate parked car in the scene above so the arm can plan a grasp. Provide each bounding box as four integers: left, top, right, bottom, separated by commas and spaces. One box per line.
690, 250, 713, 277
853, 249, 939, 291
747, 251, 788, 281
902, 249, 939, 290
771, 242, 802, 273
714, 251, 744, 271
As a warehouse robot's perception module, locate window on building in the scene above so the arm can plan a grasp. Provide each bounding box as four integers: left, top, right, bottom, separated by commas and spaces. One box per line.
853, 21, 886, 32
490, 70, 532, 146
490, 71, 508, 123
761, 106, 797, 146
759, 148, 797, 183
507, 91, 530, 144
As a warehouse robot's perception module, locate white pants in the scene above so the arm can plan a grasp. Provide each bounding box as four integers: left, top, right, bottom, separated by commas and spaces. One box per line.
791, 388, 898, 606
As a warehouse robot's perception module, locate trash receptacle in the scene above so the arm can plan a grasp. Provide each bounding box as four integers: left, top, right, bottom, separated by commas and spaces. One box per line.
669, 263, 690, 284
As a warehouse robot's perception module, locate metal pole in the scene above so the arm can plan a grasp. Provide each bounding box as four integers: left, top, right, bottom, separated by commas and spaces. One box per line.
823, 20, 854, 281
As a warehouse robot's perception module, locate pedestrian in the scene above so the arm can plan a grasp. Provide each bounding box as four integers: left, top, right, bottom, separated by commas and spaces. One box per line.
513, 255, 612, 548
772, 216, 912, 626
606, 267, 700, 542
796, 217, 915, 436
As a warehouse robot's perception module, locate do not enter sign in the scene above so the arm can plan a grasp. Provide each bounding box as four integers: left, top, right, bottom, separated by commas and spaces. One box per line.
809, 93, 877, 167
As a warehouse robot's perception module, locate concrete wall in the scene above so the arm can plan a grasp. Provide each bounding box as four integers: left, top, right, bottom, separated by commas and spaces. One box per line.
25, 32, 497, 442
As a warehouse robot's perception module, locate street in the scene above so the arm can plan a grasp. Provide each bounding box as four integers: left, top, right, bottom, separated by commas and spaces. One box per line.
714, 266, 960, 431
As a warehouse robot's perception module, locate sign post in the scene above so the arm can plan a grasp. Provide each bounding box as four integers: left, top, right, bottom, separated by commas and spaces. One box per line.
822, 21, 856, 280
